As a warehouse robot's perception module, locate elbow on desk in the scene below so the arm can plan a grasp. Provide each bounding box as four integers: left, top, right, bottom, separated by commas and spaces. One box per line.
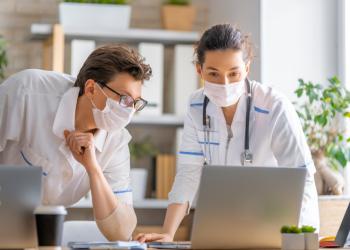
96, 205, 138, 241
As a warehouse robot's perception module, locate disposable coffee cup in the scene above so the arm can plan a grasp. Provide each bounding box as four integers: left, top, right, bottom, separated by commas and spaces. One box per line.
34, 206, 67, 247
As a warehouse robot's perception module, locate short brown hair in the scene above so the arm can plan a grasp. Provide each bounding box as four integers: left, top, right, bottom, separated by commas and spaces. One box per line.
75, 44, 152, 95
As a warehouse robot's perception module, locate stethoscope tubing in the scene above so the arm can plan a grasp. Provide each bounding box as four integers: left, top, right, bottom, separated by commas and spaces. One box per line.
202, 78, 252, 165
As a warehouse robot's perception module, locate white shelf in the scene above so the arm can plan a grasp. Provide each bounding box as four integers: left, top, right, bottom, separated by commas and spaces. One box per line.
30, 23, 200, 45
71, 198, 169, 209
318, 195, 350, 200
129, 114, 184, 127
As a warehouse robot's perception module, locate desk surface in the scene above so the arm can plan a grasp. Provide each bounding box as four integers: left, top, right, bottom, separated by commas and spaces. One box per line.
25, 247, 348, 250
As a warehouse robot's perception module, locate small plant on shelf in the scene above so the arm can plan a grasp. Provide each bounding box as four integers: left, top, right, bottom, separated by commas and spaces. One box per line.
166, 0, 190, 5
162, 0, 195, 31
63, 0, 129, 4
129, 137, 158, 161
0, 36, 8, 80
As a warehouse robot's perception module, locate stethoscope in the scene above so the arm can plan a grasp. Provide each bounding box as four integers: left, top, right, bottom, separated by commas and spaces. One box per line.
203, 78, 253, 166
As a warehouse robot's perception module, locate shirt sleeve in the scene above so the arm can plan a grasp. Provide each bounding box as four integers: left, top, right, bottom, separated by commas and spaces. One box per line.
270, 98, 316, 173
168, 100, 204, 213
103, 129, 133, 205
270, 98, 319, 230
95, 203, 137, 241
0, 74, 26, 152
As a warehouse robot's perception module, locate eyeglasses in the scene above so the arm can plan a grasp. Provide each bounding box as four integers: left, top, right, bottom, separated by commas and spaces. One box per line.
97, 82, 148, 112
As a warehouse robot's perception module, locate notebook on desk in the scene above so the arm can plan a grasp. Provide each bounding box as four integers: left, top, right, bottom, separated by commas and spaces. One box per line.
68, 241, 147, 250
147, 242, 191, 249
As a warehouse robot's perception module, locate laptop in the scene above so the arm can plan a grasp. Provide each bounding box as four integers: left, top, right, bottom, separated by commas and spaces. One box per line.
191, 166, 307, 249
0, 165, 42, 249
149, 166, 306, 249
319, 201, 350, 248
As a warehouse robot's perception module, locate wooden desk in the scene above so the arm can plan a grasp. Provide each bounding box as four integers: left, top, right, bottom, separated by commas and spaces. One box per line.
24, 247, 350, 250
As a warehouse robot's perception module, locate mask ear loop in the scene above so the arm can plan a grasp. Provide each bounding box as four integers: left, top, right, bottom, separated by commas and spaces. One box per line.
90, 82, 109, 111
95, 82, 110, 99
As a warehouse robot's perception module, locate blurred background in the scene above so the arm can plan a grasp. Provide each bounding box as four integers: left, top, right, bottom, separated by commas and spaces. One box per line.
0, 0, 349, 239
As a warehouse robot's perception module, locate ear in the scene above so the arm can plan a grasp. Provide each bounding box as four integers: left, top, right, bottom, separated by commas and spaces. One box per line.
196, 63, 203, 77
83, 79, 96, 98
245, 61, 251, 75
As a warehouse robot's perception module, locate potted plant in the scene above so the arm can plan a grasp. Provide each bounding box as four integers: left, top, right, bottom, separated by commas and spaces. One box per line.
129, 137, 158, 199
281, 225, 305, 250
0, 36, 8, 81
302, 226, 318, 250
294, 77, 350, 195
281, 225, 318, 250
59, 0, 131, 33
161, 0, 196, 31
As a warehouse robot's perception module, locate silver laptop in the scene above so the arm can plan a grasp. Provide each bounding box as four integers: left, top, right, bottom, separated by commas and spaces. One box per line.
190, 166, 307, 249
0, 165, 42, 249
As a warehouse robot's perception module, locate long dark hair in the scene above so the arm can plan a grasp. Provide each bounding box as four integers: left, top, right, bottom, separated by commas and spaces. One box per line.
194, 24, 254, 65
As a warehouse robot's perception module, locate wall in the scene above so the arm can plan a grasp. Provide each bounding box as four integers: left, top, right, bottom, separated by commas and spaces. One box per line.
0, 0, 59, 77
205, 0, 262, 82
204, 0, 340, 100
0, 0, 208, 78
260, 0, 339, 101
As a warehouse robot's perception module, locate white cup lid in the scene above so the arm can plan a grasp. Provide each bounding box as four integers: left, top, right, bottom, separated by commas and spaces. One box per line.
34, 206, 67, 215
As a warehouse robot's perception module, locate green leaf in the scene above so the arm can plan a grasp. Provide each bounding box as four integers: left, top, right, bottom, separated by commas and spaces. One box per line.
298, 78, 305, 87
281, 226, 290, 234
301, 225, 316, 233
295, 88, 303, 97
289, 226, 302, 234
334, 149, 347, 167
329, 76, 340, 85
314, 114, 328, 127
167, 0, 190, 5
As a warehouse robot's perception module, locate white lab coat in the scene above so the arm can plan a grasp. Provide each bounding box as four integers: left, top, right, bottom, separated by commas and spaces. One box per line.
0, 69, 133, 206
169, 80, 320, 230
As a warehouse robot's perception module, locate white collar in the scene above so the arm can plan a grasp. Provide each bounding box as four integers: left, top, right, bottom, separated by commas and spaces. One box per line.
52, 87, 107, 153
205, 91, 252, 123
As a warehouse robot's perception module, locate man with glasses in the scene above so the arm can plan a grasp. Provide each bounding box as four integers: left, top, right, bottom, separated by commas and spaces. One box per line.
0, 45, 152, 241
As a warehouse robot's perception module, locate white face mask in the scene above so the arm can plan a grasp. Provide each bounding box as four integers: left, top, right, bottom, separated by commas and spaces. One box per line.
203, 79, 245, 107
91, 85, 135, 132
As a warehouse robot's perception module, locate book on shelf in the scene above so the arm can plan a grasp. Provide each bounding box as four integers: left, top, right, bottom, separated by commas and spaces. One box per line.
70, 39, 95, 77
173, 44, 199, 116
138, 43, 164, 116
156, 154, 176, 199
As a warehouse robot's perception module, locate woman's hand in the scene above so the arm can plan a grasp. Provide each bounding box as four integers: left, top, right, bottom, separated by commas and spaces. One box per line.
64, 130, 99, 173
134, 232, 173, 243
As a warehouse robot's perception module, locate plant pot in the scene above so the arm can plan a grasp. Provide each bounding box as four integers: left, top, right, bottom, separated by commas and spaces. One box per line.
59, 2, 131, 33
161, 5, 196, 31
304, 233, 319, 250
312, 151, 344, 195
281, 233, 305, 250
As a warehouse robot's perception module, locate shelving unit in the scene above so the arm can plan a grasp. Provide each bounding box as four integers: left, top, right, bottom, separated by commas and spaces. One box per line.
71, 198, 169, 209
130, 114, 184, 127
31, 23, 200, 45
30, 23, 199, 73
30, 23, 195, 208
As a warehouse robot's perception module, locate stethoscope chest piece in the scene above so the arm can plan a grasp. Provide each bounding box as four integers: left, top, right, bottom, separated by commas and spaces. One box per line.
241, 149, 253, 165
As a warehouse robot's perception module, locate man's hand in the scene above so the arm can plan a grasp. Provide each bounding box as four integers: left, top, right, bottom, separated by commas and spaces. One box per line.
64, 130, 99, 173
